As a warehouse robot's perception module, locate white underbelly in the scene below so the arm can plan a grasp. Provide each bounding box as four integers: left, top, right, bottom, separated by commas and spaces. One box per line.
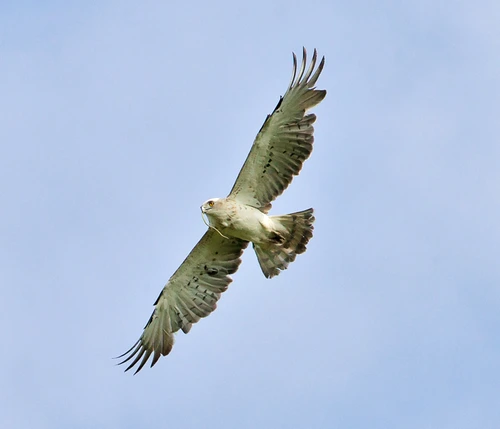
224, 205, 272, 243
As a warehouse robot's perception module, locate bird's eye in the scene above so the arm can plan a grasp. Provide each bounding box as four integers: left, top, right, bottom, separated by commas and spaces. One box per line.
208, 201, 214, 207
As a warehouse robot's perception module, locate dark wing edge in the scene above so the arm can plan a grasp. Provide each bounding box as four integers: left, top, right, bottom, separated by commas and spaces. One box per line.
116, 230, 248, 374
228, 47, 326, 209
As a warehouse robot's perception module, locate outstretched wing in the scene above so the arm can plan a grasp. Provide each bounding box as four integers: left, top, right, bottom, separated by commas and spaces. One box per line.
228, 48, 326, 211
117, 230, 248, 373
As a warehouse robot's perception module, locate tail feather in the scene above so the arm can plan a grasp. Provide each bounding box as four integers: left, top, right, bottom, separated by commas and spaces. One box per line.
254, 208, 314, 278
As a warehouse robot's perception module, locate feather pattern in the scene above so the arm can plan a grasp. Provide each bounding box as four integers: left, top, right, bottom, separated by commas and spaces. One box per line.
228, 48, 326, 210
118, 48, 325, 374
117, 230, 248, 373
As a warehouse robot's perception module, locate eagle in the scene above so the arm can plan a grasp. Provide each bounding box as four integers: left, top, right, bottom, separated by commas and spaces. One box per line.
118, 48, 326, 373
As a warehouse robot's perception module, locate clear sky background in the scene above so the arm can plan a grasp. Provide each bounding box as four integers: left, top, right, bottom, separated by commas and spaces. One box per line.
1, 1, 499, 428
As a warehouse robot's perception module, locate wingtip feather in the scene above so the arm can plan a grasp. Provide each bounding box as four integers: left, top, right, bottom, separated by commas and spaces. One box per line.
296, 48, 307, 85
288, 52, 298, 91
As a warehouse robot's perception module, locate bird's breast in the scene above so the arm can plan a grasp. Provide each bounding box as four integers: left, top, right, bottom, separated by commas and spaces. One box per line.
219, 202, 271, 243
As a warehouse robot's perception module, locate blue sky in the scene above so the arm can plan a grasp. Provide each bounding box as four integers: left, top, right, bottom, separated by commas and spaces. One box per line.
1, 1, 499, 428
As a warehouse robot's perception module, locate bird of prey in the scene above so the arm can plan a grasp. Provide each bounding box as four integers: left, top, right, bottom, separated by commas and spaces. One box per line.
118, 48, 326, 373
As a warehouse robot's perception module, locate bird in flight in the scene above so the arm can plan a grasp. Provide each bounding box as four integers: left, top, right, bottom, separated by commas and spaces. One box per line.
118, 48, 326, 373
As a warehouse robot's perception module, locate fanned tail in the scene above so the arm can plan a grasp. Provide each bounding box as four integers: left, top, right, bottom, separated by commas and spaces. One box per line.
253, 208, 314, 278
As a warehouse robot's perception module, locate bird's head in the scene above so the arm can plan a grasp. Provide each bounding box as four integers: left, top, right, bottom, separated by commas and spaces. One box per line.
200, 198, 221, 214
